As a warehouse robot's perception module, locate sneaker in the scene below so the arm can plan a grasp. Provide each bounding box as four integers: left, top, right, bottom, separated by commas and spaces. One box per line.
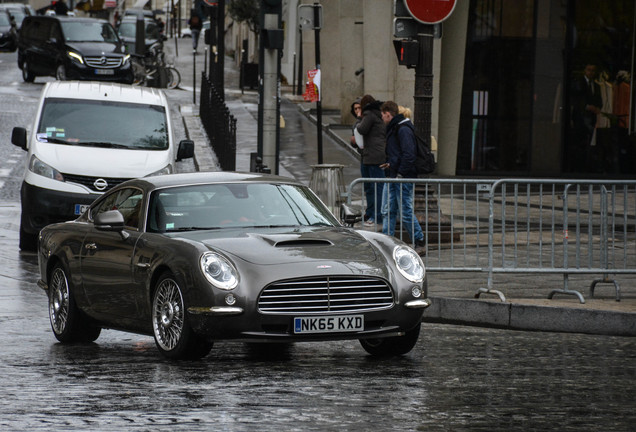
364, 219, 375, 227
414, 239, 426, 248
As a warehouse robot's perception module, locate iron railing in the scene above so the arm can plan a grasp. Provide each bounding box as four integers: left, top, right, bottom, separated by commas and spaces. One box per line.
199, 72, 236, 171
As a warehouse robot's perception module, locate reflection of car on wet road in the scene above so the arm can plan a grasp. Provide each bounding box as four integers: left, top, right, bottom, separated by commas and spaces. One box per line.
38, 171, 430, 360
11, 81, 194, 250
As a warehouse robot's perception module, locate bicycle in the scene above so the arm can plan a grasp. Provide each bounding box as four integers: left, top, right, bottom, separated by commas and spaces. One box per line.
131, 42, 181, 89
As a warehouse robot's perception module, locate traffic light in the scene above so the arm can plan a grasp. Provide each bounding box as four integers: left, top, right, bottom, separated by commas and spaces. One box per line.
393, 39, 419, 67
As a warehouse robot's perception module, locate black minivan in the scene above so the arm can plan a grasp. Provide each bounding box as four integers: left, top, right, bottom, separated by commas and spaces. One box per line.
17, 15, 133, 83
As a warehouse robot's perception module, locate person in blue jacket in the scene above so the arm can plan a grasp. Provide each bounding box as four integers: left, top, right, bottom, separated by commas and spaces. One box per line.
379, 100, 425, 249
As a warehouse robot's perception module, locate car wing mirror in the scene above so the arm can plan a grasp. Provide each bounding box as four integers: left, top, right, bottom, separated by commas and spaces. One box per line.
11, 127, 27, 150
340, 203, 363, 227
177, 139, 194, 161
94, 210, 129, 239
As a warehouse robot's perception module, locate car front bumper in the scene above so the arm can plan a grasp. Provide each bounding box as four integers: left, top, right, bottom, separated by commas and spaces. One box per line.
20, 181, 99, 235
187, 300, 430, 342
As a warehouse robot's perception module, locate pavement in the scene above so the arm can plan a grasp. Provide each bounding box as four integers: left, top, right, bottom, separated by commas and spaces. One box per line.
165, 37, 636, 337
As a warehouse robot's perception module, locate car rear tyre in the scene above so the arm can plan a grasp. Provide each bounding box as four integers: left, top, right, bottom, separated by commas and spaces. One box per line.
152, 272, 213, 360
21, 58, 35, 82
49, 264, 101, 343
56, 64, 67, 81
359, 323, 421, 357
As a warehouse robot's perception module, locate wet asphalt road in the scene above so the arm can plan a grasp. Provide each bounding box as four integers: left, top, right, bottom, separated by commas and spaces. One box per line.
1, 50, 636, 431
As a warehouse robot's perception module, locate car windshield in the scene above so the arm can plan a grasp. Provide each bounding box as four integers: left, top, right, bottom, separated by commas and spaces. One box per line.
147, 183, 340, 233
0, 13, 10, 26
37, 98, 169, 150
61, 21, 119, 43
118, 21, 159, 39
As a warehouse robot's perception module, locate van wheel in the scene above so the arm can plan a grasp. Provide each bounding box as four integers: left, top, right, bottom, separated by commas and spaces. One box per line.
56, 64, 67, 81
21, 59, 35, 82
19, 215, 38, 251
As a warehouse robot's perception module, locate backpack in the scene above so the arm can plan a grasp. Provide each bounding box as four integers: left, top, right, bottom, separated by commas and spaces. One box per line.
396, 123, 436, 175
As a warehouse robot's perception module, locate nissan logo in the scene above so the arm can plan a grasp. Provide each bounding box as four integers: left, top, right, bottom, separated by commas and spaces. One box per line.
93, 178, 108, 191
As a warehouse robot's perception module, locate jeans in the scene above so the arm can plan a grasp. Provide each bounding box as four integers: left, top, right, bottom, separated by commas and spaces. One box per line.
381, 180, 423, 242
192, 29, 201, 51
361, 164, 385, 222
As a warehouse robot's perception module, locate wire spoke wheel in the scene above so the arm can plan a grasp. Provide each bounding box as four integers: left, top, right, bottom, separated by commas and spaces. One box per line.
166, 66, 181, 89
49, 267, 70, 335
152, 277, 185, 351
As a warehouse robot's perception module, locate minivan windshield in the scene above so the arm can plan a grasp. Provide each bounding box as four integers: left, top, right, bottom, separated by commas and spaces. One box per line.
61, 21, 119, 43
37, 98, 169, 150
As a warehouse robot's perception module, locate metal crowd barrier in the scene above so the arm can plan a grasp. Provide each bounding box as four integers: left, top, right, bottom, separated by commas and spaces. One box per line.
345, 178, 636, 303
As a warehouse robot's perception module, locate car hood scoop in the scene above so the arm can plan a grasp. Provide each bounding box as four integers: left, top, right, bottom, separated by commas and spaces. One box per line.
197, 227, 378, 265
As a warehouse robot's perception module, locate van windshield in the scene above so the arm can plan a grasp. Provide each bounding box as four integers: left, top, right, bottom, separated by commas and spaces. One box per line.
61, 21, 119, 43
37, 98, 169, 150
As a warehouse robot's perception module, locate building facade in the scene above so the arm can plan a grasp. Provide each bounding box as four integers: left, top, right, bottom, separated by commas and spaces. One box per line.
285, 0, 635, 178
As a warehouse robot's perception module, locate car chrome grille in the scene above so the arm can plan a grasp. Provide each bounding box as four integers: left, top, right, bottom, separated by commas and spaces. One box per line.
63, 174, 132, 193
84, 56, 123, 68
258, 276, 394, 314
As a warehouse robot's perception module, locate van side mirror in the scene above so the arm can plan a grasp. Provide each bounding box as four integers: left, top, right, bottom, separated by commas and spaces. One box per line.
11, 127, 27, 151
177, 139, 194, 161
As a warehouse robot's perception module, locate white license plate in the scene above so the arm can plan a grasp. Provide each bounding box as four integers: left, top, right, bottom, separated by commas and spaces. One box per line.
74, 204, 89, 215
95, 69, 115, 75
293, 315, 364, 334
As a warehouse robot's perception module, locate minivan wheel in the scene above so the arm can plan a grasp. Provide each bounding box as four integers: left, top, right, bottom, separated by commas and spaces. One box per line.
56, 64, 67, 81
19, 213, 37, 251
21, 59, 35, 82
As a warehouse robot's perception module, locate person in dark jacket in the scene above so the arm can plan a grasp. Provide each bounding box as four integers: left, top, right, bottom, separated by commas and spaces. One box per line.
379, 100, 424, 248
355, 94, 386, 226
189, 13, 203, 52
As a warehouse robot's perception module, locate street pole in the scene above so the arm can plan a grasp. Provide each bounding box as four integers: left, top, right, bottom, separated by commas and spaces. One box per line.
314, 3, 323, 164
257, 0, 282, 174
413, 24, 434, 144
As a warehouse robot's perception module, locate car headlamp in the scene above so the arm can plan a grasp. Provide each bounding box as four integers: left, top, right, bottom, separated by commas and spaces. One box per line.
67, 51, 84, 64
200, 252, 239, 290
146, 165, 173, 177
28, 155, 64, 181
393, 246, 425, 283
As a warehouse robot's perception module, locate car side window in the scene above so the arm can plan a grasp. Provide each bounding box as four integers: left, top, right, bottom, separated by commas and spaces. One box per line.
50, 22, 62, 42
90, 188, 144, 230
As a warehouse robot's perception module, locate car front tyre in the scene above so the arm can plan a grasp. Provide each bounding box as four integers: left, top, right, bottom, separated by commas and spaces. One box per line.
56, 64, 67, 81
49, 264, 101, 343
359, 323, 421, 357
19, 223, 37, 251
152, 272, 213, 360
21, 58, 35, 82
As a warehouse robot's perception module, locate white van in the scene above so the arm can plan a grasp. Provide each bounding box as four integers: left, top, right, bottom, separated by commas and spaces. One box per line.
11, 81, 194, 250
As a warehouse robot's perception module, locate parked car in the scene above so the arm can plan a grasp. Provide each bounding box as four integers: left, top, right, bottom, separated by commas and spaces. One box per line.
0, 9, 18, 51
116, 15, 163, 55
17, 15, 133, 83
37, 171, 430, 359
0, 2, 31, 30
11, 81, 194, 250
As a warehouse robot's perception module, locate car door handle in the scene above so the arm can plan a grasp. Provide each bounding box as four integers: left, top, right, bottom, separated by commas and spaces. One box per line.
85, 243, 97, 250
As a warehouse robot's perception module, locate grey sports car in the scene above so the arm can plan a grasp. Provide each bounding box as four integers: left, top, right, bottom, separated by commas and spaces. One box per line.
38, 172, 430, 359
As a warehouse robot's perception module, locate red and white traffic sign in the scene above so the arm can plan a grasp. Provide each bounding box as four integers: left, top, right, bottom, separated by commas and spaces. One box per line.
404, 0, 457, 24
